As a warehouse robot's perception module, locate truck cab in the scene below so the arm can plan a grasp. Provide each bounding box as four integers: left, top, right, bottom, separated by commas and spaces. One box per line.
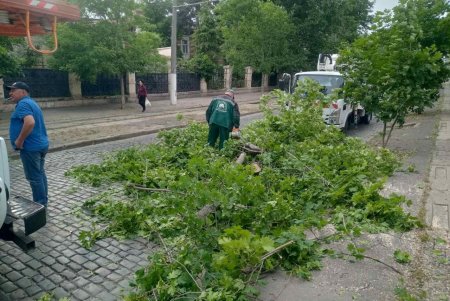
281, 53, 371, 130
291, 70, 370, 130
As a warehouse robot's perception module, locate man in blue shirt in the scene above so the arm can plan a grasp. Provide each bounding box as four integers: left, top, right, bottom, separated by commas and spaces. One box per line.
8, 82, 49, 207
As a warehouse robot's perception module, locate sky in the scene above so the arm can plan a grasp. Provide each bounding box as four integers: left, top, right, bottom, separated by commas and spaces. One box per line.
373, 0, 399, 12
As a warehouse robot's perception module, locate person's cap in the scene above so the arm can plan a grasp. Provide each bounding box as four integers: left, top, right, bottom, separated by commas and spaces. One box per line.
7, 81, 30, 92
225, 89, 235, 96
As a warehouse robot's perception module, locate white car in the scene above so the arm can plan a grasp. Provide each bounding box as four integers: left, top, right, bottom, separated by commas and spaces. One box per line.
292, 71, 371, 130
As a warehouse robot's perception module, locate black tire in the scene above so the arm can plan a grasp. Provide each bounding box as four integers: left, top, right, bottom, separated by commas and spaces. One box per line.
343, 113, 353, 132
361, 112, 372, 124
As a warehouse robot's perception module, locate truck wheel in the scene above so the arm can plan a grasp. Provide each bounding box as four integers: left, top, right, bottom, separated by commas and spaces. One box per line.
361, 112, 372, 124
343, 113, 353, 132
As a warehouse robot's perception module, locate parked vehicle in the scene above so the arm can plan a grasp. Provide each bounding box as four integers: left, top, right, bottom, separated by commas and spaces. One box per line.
279, 54, 371, 130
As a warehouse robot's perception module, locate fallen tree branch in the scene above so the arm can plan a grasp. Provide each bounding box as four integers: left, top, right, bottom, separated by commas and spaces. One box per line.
338, 251, 403, 275
261, 240, 295, 261
126, 183, 183, 194
156, 232, 203, 291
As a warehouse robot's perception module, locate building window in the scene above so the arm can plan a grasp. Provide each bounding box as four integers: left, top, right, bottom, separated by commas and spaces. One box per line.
181, 37, 189, 58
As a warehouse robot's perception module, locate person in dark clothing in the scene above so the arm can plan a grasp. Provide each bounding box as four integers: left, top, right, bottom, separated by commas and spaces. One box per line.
137, 80, 148, 112
206, 89, 240, 149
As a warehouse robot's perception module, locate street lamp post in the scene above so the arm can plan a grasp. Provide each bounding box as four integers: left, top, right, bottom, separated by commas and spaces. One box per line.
170, 0, 177, 105
170, 0, 211, 106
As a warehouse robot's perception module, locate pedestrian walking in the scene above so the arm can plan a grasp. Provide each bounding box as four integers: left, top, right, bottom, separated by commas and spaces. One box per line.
137, 80, 148, 112
7, 82, 49, 207
206, 89, 240, 149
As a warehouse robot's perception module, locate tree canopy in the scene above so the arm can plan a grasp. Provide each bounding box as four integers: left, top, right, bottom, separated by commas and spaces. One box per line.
217, 0, 295, 74
52, 0, 164, 79
339, 0, 450, 146
272, 0, 374, 70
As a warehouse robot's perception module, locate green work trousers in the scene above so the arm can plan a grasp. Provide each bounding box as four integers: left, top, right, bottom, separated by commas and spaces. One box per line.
208, 124, 230, 149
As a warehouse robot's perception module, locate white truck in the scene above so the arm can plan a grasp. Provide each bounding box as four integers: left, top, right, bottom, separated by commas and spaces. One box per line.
281, 54, 371, 130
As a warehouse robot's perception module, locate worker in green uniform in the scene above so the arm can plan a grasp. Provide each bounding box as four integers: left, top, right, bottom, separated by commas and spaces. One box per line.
206, 89, 240, 149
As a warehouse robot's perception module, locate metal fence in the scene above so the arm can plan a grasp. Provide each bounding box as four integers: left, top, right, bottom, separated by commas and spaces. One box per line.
177, 72, 200, 92
3, 68, 275, 99
269, 72, 278, 86
136, 73, 168, 94
81, 74, 122, 97
252, 72, 262, 87
136, 72, 200, 94
232, 71, 245, 88
207, 68, 224, 90
3, 69, 70, 98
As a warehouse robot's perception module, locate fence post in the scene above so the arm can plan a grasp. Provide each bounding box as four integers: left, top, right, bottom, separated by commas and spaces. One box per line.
127, 72, 136, 102
68, 73, 82, 99
200, 78, 207, 94
245, 66, 253, 89
262, 73, 269, 92
0, 78, 4, 100
224, 65, 232, 90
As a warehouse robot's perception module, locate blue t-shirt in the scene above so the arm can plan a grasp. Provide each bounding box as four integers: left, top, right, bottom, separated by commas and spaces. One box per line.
9, 96, 49, 151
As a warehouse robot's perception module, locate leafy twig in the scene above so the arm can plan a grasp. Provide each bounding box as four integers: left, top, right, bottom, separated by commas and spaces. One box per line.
261, 240, 295, 261
286, 152, 332, 187
156, 232, 203, 291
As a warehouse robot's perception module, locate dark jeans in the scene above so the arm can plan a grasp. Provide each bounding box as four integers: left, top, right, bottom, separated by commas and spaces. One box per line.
20, 148, 48, 207
138, 95, 146, 111
208, 124, 230, 149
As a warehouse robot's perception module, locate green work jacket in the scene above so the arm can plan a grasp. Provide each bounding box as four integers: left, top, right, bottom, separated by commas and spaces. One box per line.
206, 96, 237, 130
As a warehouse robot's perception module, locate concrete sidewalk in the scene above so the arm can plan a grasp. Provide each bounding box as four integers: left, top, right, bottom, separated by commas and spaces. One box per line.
0, 91, 265, 154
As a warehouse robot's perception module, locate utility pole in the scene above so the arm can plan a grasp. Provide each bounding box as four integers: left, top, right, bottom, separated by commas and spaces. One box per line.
170, 0, 177, 105
170, 1, 211, 106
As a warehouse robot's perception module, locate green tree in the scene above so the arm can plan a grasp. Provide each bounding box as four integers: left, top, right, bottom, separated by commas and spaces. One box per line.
181, 3, 223, 82
339, 0, 450, 146
50, 0, 165, 108
0, 37, 21, 77
141, 0, 172, 46
217, 0, 295, 84
272, 0, 374, 70
411, 0, 450, 55
0, 37, 41, 76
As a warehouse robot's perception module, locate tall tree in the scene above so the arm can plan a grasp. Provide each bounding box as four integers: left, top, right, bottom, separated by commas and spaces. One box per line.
217, 0, 295, 81
339, 0, 450, 146
271, 0, 374, 70
180, 3, 223, 82
50, 0, 165, 108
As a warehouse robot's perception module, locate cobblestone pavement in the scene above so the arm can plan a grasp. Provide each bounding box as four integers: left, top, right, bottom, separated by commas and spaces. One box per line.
0, 91, 265, 301
0, 135, 159, 301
